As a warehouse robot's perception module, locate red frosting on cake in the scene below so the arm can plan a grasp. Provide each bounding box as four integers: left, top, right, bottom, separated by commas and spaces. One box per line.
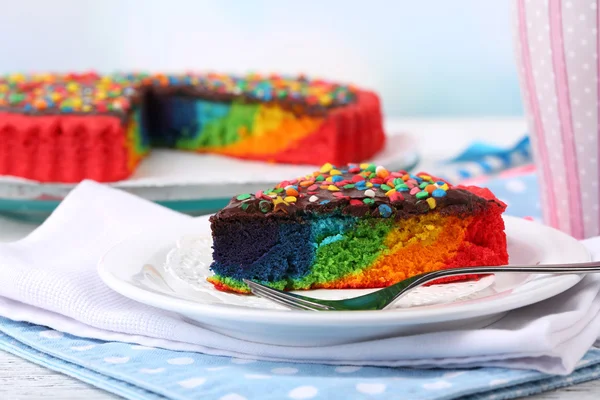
0, 90, 385, 183
0, 113, 133, 182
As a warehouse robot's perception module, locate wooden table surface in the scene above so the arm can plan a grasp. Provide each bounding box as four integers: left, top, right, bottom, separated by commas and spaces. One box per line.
1, 119, 599, 399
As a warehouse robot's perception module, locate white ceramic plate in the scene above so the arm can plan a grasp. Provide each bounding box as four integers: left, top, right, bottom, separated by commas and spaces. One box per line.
98, 216, 590, 346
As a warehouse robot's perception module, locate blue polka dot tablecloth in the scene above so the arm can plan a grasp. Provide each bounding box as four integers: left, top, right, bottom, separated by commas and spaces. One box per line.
2, 143, 596, 400
2, 316, 600, 400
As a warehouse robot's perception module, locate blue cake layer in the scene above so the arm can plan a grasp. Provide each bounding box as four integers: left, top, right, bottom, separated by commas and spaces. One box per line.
140, 94, 232, 148
210, 216, 358, 283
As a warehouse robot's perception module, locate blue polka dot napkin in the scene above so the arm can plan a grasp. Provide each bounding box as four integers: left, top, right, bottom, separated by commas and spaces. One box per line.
431, 136, 533, 183
1, 318, 600, 400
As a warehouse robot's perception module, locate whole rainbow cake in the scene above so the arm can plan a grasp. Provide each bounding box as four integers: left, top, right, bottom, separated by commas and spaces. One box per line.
208, 163, 508, 293
0, 72, 385, 183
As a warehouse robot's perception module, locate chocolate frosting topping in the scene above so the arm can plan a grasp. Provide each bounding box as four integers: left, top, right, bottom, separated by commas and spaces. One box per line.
0, 72, 358, 118
213, 163, 502, 222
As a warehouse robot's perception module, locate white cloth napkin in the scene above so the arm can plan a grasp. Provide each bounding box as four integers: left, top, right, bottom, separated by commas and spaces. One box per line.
1, 181, 600, 376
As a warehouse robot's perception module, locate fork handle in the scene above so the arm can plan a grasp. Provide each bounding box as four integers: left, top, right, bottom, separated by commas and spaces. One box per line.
399, 260, 600, 300
429, 261, 600, 278
378, 261, 600, 311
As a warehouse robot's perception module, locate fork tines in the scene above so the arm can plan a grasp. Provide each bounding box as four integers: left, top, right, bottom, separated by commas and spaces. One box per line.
242, 279, 331, 311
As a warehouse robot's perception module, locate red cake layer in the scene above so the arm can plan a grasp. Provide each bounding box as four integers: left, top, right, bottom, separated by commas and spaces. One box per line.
0, 113, 133, 182
428, 199, 508, 285
263, 91, 386, 165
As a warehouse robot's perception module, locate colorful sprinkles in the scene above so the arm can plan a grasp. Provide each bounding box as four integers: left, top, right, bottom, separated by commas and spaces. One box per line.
0, 72, 357, 115
233, 163, 455, 217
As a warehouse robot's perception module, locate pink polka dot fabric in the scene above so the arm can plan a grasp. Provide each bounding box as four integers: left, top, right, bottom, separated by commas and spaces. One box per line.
514, 0, 600, 239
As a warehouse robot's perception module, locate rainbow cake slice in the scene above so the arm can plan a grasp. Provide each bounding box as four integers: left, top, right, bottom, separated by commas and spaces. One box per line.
208, 163, 508, 293
0, 72, 384, 183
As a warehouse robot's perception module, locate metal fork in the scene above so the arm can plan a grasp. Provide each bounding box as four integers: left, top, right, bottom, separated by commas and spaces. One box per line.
243, 261, 600, 311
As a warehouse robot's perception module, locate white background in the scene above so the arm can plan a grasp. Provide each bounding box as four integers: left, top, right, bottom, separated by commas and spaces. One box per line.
0, 0, 522, 117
